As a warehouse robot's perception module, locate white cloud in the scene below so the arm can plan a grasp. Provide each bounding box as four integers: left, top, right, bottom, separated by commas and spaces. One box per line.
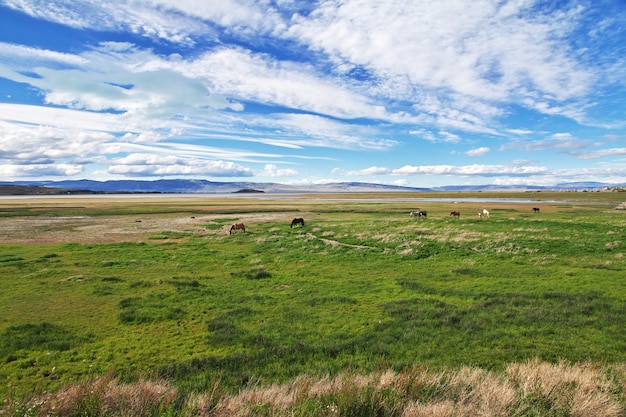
553, 133, 573, 140
330, 161, 626, 186
358, 166, 392, 175
392, 164, 549, 177
260, 164, 299, 177
287, 0, 596, 121
2, 0, 613, 131
335, 163, 552, 178
501, 135, 591, 152
1, 0, 624, 186
0, 41, 399, 152
410, 129, 461, 143
271, 113, 396, 150
5, 0, 600, 131
569, 148, 626, 159
2, 0, 209, 44
0, 42, 244, 123
188, 48, 390, 122
332, 166, 392, 176
465, 147, 490, 157
511, 159, 538, 166
108, 153, 253, 177
507, 129, 534, 135
0, 163, 84, 178
0, 115, 117, 164
0, 42, 87, 69
153, 0, 285, 36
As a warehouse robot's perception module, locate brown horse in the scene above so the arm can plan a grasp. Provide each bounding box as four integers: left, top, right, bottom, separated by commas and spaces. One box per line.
229, 223, 246, 235
450, 211, 461, 218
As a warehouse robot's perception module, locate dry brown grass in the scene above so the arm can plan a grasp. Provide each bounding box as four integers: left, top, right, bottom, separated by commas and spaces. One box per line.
0, 193, 303, 245
9, 360, 624, 417
14, 370, 176, 417
507, 360, 625, 417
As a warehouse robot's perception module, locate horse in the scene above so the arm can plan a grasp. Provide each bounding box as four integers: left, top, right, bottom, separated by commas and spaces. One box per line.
450, 211, 461, 218
410, 211, 427, 218
229, 223, 245, 235
532, 207, 540, 213
482, 209, 490, 218
290, 218, 305, 228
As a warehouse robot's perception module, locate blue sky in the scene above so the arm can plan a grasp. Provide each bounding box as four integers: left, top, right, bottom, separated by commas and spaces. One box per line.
1, 0, 625, 187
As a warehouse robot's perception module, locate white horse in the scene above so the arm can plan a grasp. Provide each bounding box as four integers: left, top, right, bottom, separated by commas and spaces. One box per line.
482, 209, 490, 218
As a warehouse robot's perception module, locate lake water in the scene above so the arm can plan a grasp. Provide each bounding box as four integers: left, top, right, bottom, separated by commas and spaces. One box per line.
0, 193, 556, 204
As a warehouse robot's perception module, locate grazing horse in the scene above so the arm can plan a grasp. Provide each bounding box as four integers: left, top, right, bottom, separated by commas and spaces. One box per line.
410, 211, 427, 218
450, 211, 461, 218
482, 209, 490, 218
229, 223, 246, 235
532, 207, 540, 213
290, 218, 305, 228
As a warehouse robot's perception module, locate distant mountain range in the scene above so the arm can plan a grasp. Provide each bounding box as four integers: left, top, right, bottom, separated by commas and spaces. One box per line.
1, 179, 625, 195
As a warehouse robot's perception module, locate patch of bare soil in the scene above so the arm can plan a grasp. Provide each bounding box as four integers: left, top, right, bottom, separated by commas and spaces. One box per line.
0, 215, 193, 245
0, 212, 290, 245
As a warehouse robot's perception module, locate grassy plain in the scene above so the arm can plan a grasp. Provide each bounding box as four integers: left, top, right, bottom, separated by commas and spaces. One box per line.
1, 191, 625, 415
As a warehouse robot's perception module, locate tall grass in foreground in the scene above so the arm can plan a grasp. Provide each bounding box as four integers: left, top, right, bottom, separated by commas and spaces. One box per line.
4, 360, 625, 417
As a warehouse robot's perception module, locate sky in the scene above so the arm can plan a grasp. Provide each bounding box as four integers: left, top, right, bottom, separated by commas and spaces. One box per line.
1, 0, 625, 188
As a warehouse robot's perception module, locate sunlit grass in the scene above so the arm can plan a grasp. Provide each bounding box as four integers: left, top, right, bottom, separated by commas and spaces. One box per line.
1, 192, 625, 415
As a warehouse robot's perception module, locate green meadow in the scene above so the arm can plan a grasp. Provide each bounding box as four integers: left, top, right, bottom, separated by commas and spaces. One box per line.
1, 192, 625, 414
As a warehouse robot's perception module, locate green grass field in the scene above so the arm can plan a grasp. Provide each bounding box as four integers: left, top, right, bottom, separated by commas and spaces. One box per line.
1, 192, 625, 414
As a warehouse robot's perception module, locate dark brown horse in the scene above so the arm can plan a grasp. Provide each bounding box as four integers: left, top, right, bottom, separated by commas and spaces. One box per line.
532, 207, 540, 213
230, 223, 245, 235
290, 218, 305, 227
450, 211, 460, 218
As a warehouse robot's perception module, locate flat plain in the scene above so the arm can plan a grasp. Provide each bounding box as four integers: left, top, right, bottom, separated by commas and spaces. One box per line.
1, 191, 625, 414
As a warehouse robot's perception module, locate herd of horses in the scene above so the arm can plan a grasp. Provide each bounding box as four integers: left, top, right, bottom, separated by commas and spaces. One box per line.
229, 217, 305, 234
229, 208, 541, 235
411, 207, 541, 220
